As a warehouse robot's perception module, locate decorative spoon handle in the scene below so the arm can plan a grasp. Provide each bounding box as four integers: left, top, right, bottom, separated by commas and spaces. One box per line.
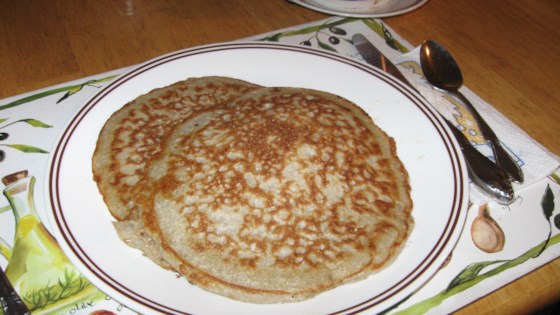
451, 90, 524, 183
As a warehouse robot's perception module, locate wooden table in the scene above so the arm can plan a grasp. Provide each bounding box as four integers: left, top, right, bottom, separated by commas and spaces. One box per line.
1, 0, 558, 313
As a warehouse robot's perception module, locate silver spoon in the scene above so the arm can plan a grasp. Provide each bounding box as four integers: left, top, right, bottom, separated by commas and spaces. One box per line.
420, 39, 524, 184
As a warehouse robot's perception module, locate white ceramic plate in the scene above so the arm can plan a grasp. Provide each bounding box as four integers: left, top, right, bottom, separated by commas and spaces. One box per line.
47, 42, 468, 315
290, 0, 428, 18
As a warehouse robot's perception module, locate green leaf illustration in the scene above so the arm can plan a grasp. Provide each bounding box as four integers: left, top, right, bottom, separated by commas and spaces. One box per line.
550, 173, 560, 185
2, 144, 48, 153
258, 17, 357, 41
542, 184, 555, 221
21, 119, 52, 128
0, 74, 118, 111
317, 40, 336, 52
261, 32, 282, 42
0, 204, 11, 213
361, 19, 409, 53
56, 82, 90, 104
392, 233, 560, 314
393, 185, 559, 314
445, 260, 506, 292
23, 268, 93, 311
0, 86, 78, 111
535, 184, 555, 258
0, 118, 53, 130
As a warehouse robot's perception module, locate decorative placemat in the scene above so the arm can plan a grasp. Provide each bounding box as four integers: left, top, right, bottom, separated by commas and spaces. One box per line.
0, 17, 558, 314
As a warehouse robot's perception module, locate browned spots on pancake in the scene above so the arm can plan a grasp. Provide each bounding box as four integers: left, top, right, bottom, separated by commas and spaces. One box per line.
96, 79, 413, 303
93, 77, 261, 220
156, 88, 411, 271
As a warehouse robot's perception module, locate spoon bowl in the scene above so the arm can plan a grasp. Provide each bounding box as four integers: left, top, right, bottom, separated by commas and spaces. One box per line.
419, 40, 463, 91
420, 39, 524, 183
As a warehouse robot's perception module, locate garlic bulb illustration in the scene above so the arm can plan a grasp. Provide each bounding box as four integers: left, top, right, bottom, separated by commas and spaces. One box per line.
471, 204, 505, 253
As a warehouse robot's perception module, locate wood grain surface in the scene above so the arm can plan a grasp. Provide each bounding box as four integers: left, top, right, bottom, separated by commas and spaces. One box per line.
1, 0, 559, 313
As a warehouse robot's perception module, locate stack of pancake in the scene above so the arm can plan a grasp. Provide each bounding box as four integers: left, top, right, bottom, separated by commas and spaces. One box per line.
92, 76, 413, 303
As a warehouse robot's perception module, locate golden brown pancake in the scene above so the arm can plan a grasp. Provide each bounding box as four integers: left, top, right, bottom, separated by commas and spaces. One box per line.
134, 86, 413, 303
92, 76, 261, 221
93, 77, 413, 303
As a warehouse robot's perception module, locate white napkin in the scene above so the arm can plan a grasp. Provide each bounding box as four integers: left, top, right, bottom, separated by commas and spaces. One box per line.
394, 46, 560, 205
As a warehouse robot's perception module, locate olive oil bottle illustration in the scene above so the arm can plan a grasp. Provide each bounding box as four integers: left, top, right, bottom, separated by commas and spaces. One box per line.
1, 171, 104, 314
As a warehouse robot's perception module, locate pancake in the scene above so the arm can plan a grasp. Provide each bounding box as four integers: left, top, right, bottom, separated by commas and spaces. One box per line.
137, 86, 413, 303
92, 76, 261, 221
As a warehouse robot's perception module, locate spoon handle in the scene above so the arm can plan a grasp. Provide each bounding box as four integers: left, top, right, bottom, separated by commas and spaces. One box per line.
451, 91, 524, 183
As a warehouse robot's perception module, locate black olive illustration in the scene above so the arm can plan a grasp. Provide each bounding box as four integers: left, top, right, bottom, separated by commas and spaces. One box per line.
328, 36, 340, 45
329, 26, 347, 36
